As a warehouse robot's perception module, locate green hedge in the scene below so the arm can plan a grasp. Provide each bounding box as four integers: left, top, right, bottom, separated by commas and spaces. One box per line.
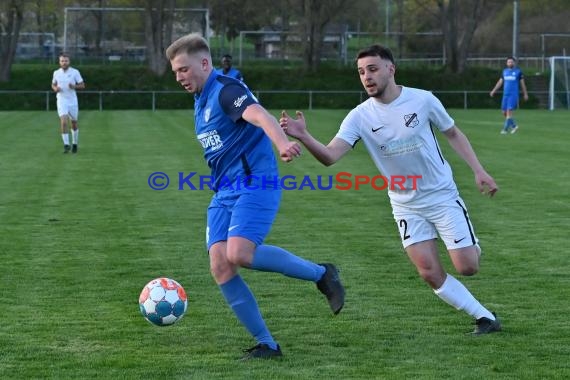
0, 62, 544, 110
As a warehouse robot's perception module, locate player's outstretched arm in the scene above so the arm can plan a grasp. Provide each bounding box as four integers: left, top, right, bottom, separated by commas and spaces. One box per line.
280, 110, 351, 166
241, 103, 301, 162
443, 126, 498, 197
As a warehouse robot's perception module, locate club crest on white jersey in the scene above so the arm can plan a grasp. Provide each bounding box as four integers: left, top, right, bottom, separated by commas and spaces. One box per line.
404, 113, 419, 128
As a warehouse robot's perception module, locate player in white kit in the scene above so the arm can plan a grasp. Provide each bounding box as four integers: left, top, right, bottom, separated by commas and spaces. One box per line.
280, 44, 501, 335
52, 53, 85, 153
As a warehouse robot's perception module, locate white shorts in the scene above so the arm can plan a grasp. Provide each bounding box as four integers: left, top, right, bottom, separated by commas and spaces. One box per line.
57, 102, 79, 120
392, 197, 479, 250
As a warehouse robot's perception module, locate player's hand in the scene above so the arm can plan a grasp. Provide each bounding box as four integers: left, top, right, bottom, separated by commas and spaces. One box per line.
524, 94, 529, 101
475, 170, 498, 197
489, 91, 494, 97
53, 86, 61, 93
280, 110, 308, 140
69, 83, 75, 89
279, 140, 301, 162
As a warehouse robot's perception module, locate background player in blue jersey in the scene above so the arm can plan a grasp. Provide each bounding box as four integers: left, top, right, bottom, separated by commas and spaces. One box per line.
165, 33, 345, 360
489, 56, 528, 134
216, 54, 244, 81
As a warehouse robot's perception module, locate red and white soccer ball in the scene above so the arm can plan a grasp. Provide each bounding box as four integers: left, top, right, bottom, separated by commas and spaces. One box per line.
139, 277, 188, 326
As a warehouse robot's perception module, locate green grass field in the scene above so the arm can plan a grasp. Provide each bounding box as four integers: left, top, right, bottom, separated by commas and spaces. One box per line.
0, 109, 569, 379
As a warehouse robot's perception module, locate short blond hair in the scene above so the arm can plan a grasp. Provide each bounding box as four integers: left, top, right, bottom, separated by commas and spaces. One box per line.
166, 33, 210, 60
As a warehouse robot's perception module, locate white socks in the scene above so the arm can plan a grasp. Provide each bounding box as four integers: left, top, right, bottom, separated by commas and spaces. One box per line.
434, 274, 495, 320
61, 130, 78, 145
72, 129, 79, 145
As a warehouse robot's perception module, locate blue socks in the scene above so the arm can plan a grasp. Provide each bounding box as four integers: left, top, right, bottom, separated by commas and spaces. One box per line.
220, 275, 278, 350
503, 118, 516, 132
219, 246, 325, 350
251, 245, 325, 281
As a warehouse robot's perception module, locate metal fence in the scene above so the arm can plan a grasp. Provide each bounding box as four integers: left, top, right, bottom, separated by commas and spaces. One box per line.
0, 89, 553, 111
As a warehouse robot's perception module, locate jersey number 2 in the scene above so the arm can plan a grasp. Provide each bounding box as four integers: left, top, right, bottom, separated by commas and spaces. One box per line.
399, 219, 411, 240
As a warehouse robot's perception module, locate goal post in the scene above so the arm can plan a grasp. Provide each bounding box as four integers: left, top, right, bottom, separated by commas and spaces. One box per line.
549, 56, 570, 110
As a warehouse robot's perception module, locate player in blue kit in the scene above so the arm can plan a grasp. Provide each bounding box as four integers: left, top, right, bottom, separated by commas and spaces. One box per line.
165, 33, 345, 360
216, 54, 244, 81
490, 56, 528, 134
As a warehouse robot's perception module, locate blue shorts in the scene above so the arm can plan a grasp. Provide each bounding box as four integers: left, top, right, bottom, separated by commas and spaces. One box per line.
501, 95, 519, 111
206, 188, 282, 251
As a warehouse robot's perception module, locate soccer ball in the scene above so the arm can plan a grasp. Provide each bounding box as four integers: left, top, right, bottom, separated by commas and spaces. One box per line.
139, 277, 188, 326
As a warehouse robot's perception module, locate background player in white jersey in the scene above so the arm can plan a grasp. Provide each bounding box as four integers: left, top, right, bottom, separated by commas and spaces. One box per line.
52, 53, 85, 153
280, 44, 502, 335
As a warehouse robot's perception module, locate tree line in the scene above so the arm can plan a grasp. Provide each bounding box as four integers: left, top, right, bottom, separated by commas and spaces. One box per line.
1, 0, 568, 82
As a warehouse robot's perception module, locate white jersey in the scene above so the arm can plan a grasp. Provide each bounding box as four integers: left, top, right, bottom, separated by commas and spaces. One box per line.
336, 86, 459, 209
52, 67, 83, 105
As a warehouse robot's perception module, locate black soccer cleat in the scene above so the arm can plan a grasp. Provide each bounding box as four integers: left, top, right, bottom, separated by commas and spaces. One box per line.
316, 263, 345, 315
72, 144, 78, 153
472, 312, 502, 335
63, 144, 70, 153
240, 344, 283, 360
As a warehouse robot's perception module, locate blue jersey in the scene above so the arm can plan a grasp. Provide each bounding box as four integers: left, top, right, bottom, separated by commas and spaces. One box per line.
215, 67, 243, 81
501, 67, 524, 95
194, 71, 277, 192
